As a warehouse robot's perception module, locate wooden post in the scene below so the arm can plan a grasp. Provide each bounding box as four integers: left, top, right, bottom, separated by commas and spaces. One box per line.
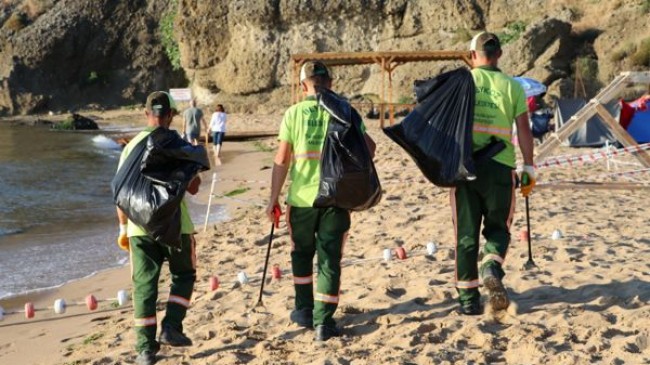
380, 57, 386, 128
388, 66, 394, 126
388, 65, 396, 125
595, 103, 650, 167
291, 59, 295, 104
294, 59, 304, 103
385, 57, 396, 126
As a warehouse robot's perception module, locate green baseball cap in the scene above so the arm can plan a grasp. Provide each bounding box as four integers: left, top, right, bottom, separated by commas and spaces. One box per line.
145, 91, 178, 117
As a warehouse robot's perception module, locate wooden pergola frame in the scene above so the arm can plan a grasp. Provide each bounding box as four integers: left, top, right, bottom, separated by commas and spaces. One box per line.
290, 51, 471, 127
536, 71, 650, 167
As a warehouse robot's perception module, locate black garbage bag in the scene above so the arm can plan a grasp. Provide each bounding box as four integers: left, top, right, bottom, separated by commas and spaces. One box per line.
313, 88, 382, 211
141, 128, 211, 183
383, 67, 476, 187
111, 127, 210, 247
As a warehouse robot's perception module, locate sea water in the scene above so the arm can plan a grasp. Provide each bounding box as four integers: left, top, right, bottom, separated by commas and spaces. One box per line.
0, 124, 225, 299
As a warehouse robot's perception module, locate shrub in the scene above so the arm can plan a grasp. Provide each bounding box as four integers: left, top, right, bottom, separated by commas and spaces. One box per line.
224, 187, 250, 197
362, 93, 381, 103
52, 116, 75, 130
573, 56, 602, 98
630, 37, 650, 67
397, 95, 414, 105
610, 42, 636, 62
159, 0, 181, 70
452, 28, 473, 44
497, 21, 526, 45
575, 56, 599, 81
87, 71, 99, 84
642, 0, 650, 14
82, 333, 103, 345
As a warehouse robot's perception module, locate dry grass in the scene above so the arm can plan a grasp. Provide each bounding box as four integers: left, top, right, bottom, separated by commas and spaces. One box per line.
643, 0, 650, 14
1, 11, 26, 31
23, 0, 46, 19
610, 42, 636, 62
630, 37, 650, 67
452, 28, 472, 44
1, 0, 54, 30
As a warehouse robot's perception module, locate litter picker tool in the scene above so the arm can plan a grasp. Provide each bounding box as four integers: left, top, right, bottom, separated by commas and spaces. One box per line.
256, 205, 282, 306
522, 173, 537, 270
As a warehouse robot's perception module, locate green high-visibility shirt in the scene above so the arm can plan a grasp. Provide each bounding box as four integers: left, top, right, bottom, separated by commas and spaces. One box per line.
278, 95, 366, 207
117, 127, 195, 237
471, 66, 528, 168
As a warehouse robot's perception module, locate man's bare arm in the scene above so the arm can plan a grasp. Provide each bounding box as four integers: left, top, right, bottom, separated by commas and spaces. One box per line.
267, 141, 292, 222
116, 207, 128, 225
515, 113, 534, 166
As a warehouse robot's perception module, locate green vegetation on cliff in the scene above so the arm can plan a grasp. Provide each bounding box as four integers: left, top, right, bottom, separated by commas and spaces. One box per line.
160, 0, 181, 70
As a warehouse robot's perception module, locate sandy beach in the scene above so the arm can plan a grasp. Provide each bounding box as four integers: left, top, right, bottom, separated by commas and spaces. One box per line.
1, 113, 650, 364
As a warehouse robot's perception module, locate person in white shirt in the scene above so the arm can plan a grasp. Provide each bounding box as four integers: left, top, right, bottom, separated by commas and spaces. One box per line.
208, 104, 227, 164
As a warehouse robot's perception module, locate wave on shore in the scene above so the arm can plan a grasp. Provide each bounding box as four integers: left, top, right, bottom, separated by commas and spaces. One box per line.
92, 134, 122, 150
0, 227, 22, 237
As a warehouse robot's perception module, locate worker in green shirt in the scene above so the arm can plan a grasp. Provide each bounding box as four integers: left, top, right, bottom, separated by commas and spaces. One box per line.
452, 32, 536, 315
116, 91, 201, 365
266, 61, 376, 341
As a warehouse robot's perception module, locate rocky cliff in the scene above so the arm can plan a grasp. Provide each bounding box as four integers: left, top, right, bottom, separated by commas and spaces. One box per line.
0, 0, 183, 114
0, 0, 649, 115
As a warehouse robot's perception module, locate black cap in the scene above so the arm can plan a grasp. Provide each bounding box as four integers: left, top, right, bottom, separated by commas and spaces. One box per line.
145, 91, 178, 117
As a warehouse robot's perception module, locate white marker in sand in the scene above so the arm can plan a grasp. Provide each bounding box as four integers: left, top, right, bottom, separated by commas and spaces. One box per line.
551, 229, 563, 240
426, 242, 438, 256
53, 299, 67, 314
383, 248, 393, 261
237, 271, 249, 285
117, 290, 129, 306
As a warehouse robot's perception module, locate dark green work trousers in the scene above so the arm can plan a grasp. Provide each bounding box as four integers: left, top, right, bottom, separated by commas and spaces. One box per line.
129, 234, 196, 353
288, 206, 351, 327
451, 160, 516, 305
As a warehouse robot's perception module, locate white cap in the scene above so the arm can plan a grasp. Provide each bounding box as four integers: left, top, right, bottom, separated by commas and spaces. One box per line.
299, 61, 331, 82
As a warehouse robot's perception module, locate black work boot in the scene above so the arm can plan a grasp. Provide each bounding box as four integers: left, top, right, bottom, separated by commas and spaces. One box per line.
135, 350, 157, 365
159, 325, 193, 347
290, 308, 313, 328
457, 301, 482, 316
482, 266, 510, 311
315, 324, 341, 341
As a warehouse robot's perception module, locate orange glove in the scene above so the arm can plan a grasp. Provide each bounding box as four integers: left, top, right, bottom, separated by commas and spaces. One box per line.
117, 224, 129, 251
520, 165, 536, 197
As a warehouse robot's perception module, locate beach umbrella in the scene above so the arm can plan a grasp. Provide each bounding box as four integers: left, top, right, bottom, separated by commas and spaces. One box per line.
514, 77, 547, 97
